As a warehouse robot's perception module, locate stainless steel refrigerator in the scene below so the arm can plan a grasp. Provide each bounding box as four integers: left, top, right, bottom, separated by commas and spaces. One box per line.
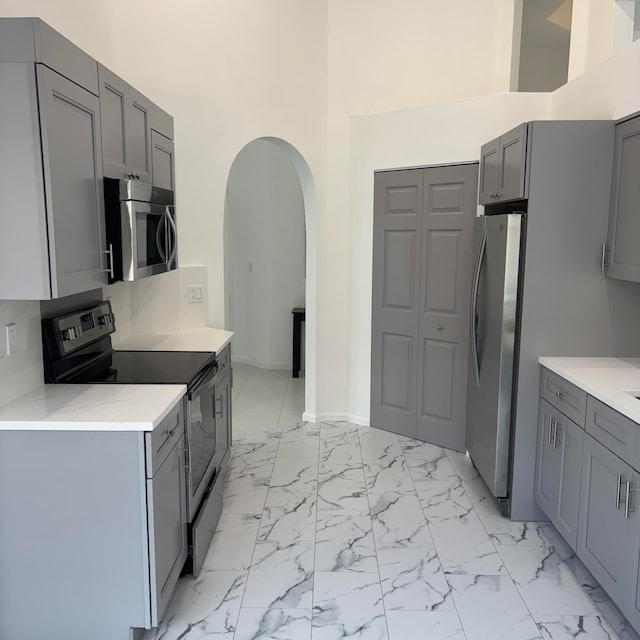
466, 213, 524, 504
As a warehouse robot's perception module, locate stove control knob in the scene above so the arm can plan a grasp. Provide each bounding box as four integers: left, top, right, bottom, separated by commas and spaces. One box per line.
63, 328, 75, 341
99, 313, 112, 326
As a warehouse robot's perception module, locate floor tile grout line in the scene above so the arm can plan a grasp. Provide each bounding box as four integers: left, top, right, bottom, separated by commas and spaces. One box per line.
359, 423, 394, 640
227, 365, 284, 636
399, 439, 469, 638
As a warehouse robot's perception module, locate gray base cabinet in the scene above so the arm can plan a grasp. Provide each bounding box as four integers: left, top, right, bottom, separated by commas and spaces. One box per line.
536, 365, 640, 633
0, 402, 187, 640
577, 433, 637, 605
534, 398, 584, 548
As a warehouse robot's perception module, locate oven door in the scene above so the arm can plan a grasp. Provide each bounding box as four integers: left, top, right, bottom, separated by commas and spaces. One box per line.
185, 368, 217, 521
121, 201, 177, 281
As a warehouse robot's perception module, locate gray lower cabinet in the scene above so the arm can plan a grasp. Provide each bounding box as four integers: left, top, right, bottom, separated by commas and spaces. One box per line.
534, 399, 584, 548
605, 115, 640, 282
577, 433, 637, 606
536, 366, 640, 634
0, 402, 187, 640
478, 122, 529, 205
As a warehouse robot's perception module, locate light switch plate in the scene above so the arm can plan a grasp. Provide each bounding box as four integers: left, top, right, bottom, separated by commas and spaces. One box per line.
6, 323, 17, 356
188, 285, 204, 304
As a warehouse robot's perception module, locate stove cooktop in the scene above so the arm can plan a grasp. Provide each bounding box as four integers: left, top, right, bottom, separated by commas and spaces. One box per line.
65, 350, 215, 385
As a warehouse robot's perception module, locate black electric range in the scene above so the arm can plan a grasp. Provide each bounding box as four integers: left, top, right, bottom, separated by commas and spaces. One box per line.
42, 301, 216, 389
41, 300, 229, 578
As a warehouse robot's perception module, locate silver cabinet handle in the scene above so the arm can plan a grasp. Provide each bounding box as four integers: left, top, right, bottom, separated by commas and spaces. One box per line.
548, 417, 555, 445
556, 390, 564, 399
215, 395, 223, 418
437, 324, 444, 331
553, 424, 562, 449
601, 242, 609, 272
617, 473, 623, 510
101, 244, 115, 278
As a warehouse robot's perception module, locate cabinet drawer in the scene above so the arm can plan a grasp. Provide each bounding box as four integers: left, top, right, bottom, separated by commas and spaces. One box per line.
586, 396, 638, 469
145, 401, 184, 478
216, 344, 231, 378
540, 367, 587, 426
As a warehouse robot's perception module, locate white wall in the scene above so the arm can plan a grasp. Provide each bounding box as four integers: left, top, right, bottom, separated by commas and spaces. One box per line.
226, 140, 305, 369
0, 301, 43, 406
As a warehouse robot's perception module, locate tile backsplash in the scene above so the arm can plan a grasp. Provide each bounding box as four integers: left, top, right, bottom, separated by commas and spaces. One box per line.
0, 300, 44, 406
104, 266, 209, 346
0, 266, 210, 406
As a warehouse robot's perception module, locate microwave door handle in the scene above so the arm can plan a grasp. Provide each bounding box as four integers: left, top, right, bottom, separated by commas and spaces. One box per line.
165, 206, 178, 265
156, 214, 167, 262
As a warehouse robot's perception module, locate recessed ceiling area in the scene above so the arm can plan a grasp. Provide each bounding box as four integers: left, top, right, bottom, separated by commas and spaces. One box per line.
517, 0, 573, 92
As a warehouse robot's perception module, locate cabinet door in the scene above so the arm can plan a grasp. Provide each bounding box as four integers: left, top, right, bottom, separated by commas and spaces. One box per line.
623, 470, 640, 630
534, 399, 562, 521
555, 413, 584, 548
147, 435, 187, 626
127, 86, 152, 183
98, 65, 151, 183
578, 434, 634, 605
606, 116, 640, 282
478, 137, 500, 204
497, 123, 528, 202
98, 64, 127, 179
37, 64, 107, 298
151, 130, 175, 190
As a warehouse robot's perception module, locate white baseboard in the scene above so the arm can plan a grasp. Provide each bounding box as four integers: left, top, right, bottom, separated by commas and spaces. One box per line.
231, 355, 291, 371
302, 412, 369, 426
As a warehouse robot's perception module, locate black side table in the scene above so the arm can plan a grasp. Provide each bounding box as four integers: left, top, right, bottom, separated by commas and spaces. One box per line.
291, 307, 305, 378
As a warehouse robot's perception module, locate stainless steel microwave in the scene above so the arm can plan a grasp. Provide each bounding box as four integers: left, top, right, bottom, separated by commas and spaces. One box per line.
104, 178, 177, 283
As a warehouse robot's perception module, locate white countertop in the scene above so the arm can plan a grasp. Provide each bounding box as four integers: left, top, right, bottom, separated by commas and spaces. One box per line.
0, 384, 186, 431
538, 357, 640, 423
115, 327, 233, 354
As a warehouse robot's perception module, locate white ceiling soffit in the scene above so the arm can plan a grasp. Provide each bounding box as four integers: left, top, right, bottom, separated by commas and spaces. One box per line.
547, 0, 573, 31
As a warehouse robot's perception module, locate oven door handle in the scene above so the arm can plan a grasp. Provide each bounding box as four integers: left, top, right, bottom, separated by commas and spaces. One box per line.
189, 362, 219, 397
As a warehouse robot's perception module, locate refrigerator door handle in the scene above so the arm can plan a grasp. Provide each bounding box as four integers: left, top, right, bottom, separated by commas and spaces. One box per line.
470, 226, 487, 388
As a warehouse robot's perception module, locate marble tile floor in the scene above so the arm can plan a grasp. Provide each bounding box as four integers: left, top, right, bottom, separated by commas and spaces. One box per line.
144, 366, 638, 640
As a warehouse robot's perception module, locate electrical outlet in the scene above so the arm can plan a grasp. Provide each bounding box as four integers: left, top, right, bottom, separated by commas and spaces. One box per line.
188, 285, 204, 304
5, 323, 17, 356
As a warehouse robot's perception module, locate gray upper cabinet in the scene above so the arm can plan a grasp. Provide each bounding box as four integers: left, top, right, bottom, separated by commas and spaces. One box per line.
98, 64, 152, 183
605, 115, 640, 282
479, 123, 529, 205
0, 20, 107, 300
152, 130, 175, 190
98, 63, 175, 188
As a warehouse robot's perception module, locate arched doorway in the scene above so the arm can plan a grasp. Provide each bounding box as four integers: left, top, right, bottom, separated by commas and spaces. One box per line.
224, 137, 315, 434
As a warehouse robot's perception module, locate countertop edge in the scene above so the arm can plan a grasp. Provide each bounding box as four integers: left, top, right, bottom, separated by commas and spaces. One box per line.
538, 357, 640, 424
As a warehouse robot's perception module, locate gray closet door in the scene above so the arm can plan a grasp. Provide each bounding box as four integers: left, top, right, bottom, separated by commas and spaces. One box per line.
416, 164, 477, 451
370, 169, 424, 437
